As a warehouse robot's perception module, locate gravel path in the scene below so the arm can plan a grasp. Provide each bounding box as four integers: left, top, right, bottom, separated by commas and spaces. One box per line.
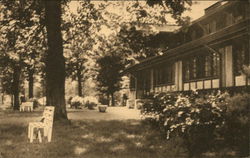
68, 107, 141, 121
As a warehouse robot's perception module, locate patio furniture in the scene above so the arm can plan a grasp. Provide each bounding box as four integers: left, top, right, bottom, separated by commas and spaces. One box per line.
98, 105, 108, 112
28, 106, 55, 143
20, 101, 34, 112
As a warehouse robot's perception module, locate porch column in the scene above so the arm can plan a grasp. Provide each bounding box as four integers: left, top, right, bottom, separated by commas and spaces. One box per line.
247, 35, 250, 85
150, 68, 154, 93
220, 45, 233, 87
175, 61, 183, 91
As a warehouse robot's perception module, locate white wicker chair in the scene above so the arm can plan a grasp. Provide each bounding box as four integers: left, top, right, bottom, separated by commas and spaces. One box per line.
28, 106, 55, 143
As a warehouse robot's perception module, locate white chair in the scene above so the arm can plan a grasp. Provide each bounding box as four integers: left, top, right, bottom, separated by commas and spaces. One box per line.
28, 106, 55, 143
20, 102, 34, 112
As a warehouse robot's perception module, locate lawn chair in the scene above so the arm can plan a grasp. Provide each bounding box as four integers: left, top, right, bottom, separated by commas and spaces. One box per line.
28, 106, 55, 143
20, 101, 34, 112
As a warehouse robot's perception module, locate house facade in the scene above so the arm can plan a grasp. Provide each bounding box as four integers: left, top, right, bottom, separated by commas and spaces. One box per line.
125, 1, 250, 103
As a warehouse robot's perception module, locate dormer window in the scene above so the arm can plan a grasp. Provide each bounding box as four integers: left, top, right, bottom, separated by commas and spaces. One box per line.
210, 21, 216, 33
191, 31, 196, 40
205, 20, 216, 35
205, 23, 210, 34
226, 12, 233, 26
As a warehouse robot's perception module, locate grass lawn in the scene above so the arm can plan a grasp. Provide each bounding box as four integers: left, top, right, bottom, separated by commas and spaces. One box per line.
0, 115, 188, 158
0, 110, 239, 158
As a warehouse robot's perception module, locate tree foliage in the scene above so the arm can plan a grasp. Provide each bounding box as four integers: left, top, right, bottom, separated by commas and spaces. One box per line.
63, 1, 101, 97
96, 55, 125, 106
0, 0, 192, 117
0, 0, 45, 109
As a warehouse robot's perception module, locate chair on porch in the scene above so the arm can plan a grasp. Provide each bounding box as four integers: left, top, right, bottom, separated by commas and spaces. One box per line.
28, 106, 55, 143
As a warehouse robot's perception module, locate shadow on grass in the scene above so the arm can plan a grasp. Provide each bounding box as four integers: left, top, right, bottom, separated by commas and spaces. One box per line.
0, 110, 43, 119
0, 119, 188, 158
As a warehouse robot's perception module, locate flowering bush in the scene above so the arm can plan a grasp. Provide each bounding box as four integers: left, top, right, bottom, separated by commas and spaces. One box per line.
70, 96, 84, 108
82, 96, 99, 109
70, 96, 99, 109
141, 92, 177, 122
82, 96, 99, 105
141, 90, 229, 157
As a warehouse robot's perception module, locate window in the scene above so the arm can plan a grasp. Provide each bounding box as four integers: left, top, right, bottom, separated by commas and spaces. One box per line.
234, 41, 248, 76
154, 63, 174, 86
137, 70, 151, 94
153, 68, 158, 86
183, 52, 220, 81
183, 60, 190, 81
212, 53, 220, 76
205, 56, 212, 77
191, 57, 197, 79
158, 67, 164, 84
232, 3, 245, 23
205, 53, 220, 77
164, 63, 174, 84
129, 75, 135, 89
197, 55, 205, 78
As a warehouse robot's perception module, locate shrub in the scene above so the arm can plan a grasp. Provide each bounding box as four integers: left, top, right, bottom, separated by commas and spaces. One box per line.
141, 90, 228, 158
67, 96, 73, 105
70, 96, 84, 109
141, 90, 250, 157
98, 95, 109, 105
37, 97, 46, 106
82, 96, 99, 109
28, 98, 40, 109
221, 93, 250, 157
32, 98, 40, 108
141, 92, 177, 124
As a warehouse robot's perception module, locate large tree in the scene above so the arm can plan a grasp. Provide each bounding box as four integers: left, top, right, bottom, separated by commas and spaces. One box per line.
96, 54, 124, 106
44, 1, 67, 120
63, 1, 101, 97
0, 0, 43, 109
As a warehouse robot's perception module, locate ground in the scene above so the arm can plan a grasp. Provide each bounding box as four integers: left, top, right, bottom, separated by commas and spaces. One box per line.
0, 106, 235, 158
0, 107, 188, 158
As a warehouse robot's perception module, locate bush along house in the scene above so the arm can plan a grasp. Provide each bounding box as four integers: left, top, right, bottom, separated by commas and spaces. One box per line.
124, 1, 250, 108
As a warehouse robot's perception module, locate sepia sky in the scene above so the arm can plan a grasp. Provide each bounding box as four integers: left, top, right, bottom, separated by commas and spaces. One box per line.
184, 1, 218, 20
68, 0, 218, 35
69, 1, 219, 22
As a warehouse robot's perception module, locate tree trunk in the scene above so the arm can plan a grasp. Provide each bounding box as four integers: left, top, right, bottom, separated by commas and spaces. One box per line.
1, 80, 4, 104
11, 95, 14, 107
111, 93, 115, 106
107, 94, 110, 106
12, 65, 21, 110
44, 0, 67, 120
77, 70, 82, 97
1, 93, 4, 104
28, 68, 34, 98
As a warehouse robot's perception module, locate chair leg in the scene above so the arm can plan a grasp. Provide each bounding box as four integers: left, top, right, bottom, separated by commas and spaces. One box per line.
38, 130, 42, 143
30, 127, 34, 143
47, 128, 52, 142
44, 127, 47, 137
28, 125, 30, 139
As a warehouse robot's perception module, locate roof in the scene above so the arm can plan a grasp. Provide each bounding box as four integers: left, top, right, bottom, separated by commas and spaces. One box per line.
124, 1, 249, 73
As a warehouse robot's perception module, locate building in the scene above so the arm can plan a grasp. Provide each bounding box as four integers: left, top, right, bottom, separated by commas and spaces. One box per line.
125, 1, 250, 105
